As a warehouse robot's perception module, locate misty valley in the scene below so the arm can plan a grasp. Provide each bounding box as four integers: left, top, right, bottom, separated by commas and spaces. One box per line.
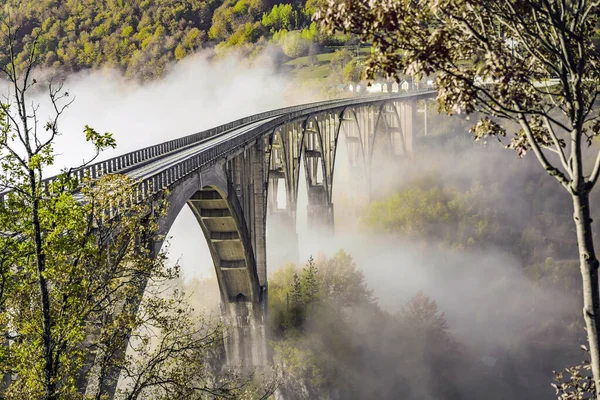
1, 1, 600, 400
176, 123, 587, 399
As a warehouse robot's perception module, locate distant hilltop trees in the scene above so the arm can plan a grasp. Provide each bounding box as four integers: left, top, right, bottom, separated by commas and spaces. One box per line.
1, 0, 358, 80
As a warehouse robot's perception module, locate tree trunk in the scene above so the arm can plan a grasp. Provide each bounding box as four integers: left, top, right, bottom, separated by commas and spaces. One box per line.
30, 174, 56, 400
572, 192, 600, 399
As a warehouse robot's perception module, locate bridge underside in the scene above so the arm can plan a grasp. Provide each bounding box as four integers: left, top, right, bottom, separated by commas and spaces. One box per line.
188, 188, 259, 303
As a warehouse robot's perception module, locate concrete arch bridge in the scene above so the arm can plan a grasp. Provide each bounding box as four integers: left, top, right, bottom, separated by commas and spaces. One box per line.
28, 90, 436, 373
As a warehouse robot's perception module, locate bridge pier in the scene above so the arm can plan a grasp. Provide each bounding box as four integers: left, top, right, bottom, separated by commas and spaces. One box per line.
398, 100, 416, 153
218, 142, 268, 369
266, 128, 300, 266
250, 143, 268, 288
222, 293, 268, 369
307, 185, 334, 233
152, 148, 269, 371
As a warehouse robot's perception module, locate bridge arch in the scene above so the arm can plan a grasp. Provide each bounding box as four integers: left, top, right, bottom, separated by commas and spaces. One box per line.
265, 102, 413, 237
265, 127, 301, 265
370, 101, 400, 171
301, 114, 335, 231
266, 128, 292, 216
156, 166, 262, 304
153, 165, 266, 369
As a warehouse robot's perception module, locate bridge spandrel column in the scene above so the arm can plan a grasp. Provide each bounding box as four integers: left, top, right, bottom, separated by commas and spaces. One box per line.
307, 185, 334, 234
401, 100, 416, 153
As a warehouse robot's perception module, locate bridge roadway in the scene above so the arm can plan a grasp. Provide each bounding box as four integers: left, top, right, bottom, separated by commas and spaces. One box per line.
87, 94, 411, 185
126, 117, 280, 181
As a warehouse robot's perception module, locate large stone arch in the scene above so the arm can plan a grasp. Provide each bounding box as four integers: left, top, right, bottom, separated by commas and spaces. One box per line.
155, 164, 266, 367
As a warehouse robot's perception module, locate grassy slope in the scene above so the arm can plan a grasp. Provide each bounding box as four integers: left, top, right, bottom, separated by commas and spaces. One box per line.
283, 47, 371, 82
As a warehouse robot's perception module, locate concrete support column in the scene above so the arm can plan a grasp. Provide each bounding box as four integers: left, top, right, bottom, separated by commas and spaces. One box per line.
266, 178, 279, 217
222, 299, 267, 369
401, 100, 416, 153
241, 142, 268, 368
250, 144, 267, 287
307, 185, 334, 233
216, 143, 268, 370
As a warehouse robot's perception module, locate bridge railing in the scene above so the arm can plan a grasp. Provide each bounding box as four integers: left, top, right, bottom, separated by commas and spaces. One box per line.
0, 90, 435, 203
135, 90, 436, 203
0, 98, 348, 202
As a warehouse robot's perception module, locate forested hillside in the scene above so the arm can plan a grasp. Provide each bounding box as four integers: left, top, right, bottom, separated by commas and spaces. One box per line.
2, 0, 355, 80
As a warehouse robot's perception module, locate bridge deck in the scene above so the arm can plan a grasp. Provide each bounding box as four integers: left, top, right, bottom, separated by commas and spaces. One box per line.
0, 90, 436, 203
126, 117, 279, 181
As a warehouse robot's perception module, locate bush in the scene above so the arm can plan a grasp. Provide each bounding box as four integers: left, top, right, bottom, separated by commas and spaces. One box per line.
281, 31, 310, 58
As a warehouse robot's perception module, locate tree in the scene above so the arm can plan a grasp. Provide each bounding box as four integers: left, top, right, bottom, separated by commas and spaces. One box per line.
269, 254, 464, 400
0, 0, 214, 80
317, 0, 600, 396
363, 178, 495, 248
301, 256, 319, 305
342, 59, 362, 83
261, 4, 294, 32
0, 21, 121, 399
553, 357, 596, 399
329, 48, 352, 72
401, 292, 449, 342
0, 20, 271, 400
280, 31, 310, 58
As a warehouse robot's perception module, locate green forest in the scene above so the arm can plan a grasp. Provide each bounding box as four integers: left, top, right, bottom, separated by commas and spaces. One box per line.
2, 0, 361, 81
